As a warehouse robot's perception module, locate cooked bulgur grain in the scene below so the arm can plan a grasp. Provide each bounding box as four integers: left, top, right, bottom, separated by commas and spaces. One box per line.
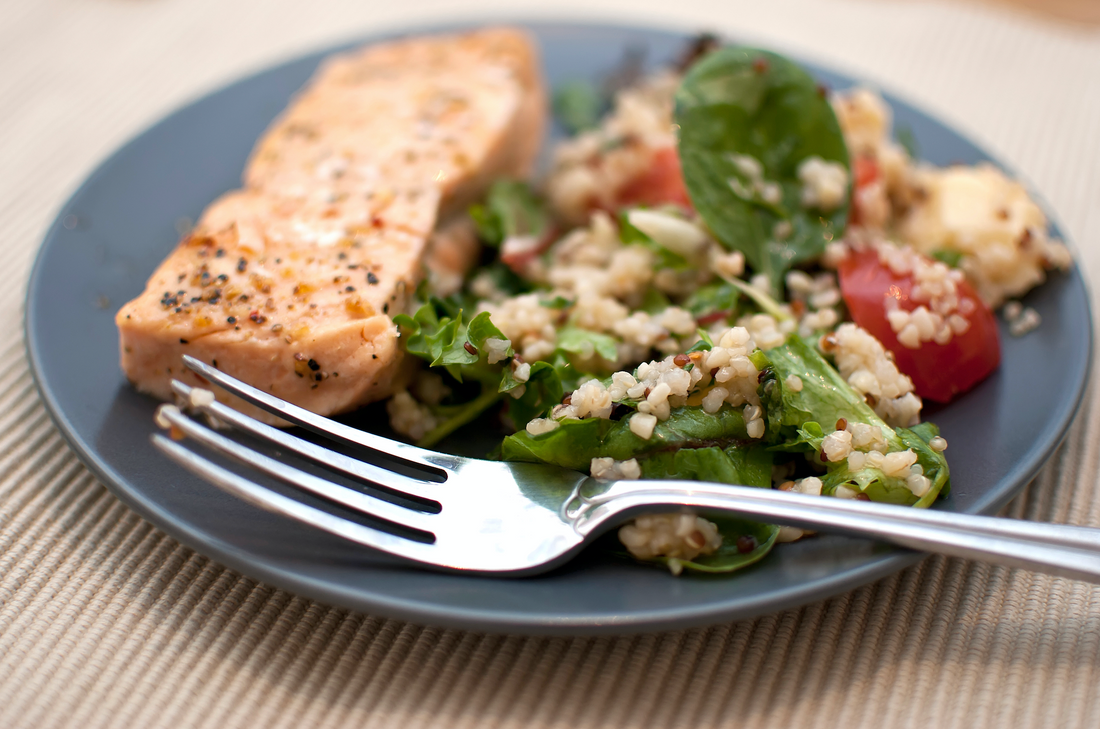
830, 323, 922, 426
618, 512, 723, 570
387, 390, 439, 441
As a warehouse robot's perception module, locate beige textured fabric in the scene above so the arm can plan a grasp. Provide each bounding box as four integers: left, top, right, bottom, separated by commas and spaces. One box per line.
2, 0, 1099, 726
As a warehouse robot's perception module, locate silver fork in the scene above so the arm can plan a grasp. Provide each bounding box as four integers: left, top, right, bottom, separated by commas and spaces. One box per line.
152, 355, 1100, 580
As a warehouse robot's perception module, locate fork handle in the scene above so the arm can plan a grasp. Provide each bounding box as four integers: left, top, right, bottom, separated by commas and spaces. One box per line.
575, 481, 1100, 583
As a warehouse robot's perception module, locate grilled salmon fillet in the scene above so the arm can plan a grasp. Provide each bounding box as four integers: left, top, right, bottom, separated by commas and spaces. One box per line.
117, 28, 545, 418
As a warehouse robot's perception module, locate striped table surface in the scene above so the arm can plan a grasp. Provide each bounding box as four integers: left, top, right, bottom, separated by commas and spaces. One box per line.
2, 0, 1099, 727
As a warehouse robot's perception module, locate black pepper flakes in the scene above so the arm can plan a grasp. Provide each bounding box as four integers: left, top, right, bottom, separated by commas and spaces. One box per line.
382, 303, 389, 314
179, 338, 189, 344
227, 316, 237, 324
215, 248, 226, 258
161, 291, 186, 308
314, 373, 323, 382
237, 258, 248, 273
366, 272, 379, 285
307, 359, 320, 371
345, 285, 355, 292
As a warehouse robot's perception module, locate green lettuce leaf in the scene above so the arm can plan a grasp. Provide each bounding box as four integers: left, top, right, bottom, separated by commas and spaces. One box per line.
502, 404, 752, 471
759, 335, 949, 506
760, 335, 888, 446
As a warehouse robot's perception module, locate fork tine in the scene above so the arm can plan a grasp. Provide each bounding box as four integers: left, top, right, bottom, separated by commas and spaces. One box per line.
172, 380, 445, 502
154, 436, 441, 565
160, 407, 440, 534
182, 355, 454, 473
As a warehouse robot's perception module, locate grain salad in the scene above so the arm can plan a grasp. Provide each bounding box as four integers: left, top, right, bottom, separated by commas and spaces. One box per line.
380, 39, 1070, 575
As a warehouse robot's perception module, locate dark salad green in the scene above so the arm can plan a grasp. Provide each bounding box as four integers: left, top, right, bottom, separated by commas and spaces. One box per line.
391, 44, 947, 574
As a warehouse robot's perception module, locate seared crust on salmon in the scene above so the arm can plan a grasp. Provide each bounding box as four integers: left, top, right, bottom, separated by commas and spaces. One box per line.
117, 28, 545, 418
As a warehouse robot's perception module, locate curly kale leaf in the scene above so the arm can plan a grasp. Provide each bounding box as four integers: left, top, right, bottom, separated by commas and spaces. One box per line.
469, 180, 550, 249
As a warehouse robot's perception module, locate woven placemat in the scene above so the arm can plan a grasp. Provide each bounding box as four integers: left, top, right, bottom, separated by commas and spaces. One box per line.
2, 0, 1099, 726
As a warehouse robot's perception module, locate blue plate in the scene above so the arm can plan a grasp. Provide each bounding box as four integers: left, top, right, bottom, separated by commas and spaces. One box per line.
25, 22, 1092, 635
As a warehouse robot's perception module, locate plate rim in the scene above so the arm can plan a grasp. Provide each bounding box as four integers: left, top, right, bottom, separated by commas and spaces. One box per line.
23, 19, 1094, 635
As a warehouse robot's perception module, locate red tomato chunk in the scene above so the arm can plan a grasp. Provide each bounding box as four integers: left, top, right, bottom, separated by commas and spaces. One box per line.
615, 146, 693, 209
838, 248, 1000, 403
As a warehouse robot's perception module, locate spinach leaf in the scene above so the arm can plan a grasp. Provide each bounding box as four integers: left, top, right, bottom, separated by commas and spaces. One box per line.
684, 281, 741, 320
668, 517, 778, 573
469, 180, 549, 248
634, 445, 779, 573
674, 47, 850, 292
